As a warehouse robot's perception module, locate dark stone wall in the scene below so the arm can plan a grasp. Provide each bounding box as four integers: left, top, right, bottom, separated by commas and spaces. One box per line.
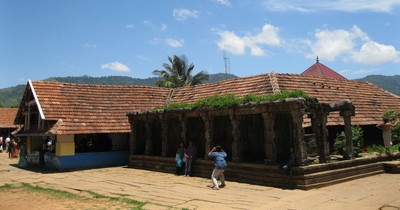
186, 117, 205, 158
167, 117, 182, 157
240, 114, 265, 163
274, 113, 293, 163
151, 121, 162, 156
135, 120, 146, 155
212, 116, 233, 160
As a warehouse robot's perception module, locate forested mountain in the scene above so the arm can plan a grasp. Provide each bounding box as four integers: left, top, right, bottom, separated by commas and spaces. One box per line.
355, 75, 400, 96
0, 73, 237, 107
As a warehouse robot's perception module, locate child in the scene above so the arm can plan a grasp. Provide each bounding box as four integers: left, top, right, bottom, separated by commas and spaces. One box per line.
208, 145, 227, 190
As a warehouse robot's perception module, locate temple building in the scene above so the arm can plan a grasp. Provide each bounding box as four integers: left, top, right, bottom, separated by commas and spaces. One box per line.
11, 60, 400, 188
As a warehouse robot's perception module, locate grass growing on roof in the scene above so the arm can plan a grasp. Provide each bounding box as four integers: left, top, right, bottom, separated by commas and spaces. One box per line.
156, 90, 309, 110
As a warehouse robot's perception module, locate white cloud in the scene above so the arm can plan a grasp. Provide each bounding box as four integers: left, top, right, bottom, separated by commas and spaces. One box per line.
305, 25, 400, 65
101, 62, 131, 72
173, 8, 199, 21
165, 39, 184, 47
350, 41, 400, 65
216, 24, 282, 56
82, 43, 98, 48
160, 23, 167, 32
143, 20, 167, 31
306, 25, 369, 61
125, 24, 135, 29
261, 0, 400, 13
215, 0, 231, 6
149, 38, 160, 45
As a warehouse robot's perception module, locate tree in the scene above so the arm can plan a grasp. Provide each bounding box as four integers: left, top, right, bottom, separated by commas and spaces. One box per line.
0, 101, 4, 108
153, 55, 209, 88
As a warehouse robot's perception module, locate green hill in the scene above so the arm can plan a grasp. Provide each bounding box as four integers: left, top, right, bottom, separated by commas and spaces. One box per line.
355, 75, 400, 96
0, 73, 237, 108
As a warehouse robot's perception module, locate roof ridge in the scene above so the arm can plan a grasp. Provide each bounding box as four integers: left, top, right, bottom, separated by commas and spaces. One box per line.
268, 72, 281, 94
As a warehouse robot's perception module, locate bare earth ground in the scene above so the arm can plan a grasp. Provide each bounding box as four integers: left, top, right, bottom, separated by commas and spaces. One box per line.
0, 152, 399, 210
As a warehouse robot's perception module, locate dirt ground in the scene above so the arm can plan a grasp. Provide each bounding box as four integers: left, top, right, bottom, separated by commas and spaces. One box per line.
0, 187, 139, 210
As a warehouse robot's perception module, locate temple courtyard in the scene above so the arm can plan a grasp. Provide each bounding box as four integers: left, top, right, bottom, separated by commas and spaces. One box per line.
0, 152, 399, 210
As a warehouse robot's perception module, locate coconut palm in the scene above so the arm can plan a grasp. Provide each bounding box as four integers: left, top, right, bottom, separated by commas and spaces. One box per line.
153, 55, 209, 88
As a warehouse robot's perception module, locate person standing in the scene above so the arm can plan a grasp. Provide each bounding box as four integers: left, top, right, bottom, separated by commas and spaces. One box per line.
376, 118, 400, 154
184, 141, 197, 177
0, 136, 3, 153
175, 142, 186, 175
5, 136, 10, 153
208, 145, 227, 190
7, 138, 16, 159
18, 141, 28, 168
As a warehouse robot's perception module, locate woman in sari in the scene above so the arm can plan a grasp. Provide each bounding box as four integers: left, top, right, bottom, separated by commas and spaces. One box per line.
175, 142, 186, 175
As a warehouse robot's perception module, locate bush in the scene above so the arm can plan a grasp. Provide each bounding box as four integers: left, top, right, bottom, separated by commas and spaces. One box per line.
334, 126, 364, 157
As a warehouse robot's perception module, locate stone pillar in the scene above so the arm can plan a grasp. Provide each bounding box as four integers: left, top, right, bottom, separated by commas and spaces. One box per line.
310, 111, 330, 163
201, 113, 213, 159
129, 118, 136, 155
144, 120, 153, 155
179, 113, 187, 144
262, 112, 276, 164
291, 107, 308, 166
341, 110, 354, 159
160, 115, 169, 157
229, 110, 242, 162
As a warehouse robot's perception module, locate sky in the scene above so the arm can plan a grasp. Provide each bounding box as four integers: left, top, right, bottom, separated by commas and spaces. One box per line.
1, 0, 400, 89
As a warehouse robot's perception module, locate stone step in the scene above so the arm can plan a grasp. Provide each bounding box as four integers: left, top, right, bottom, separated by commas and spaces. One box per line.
129, 155, 392, 190
383, 161, 400, 173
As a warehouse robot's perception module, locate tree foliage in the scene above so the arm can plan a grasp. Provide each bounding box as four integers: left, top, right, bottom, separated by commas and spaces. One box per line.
153, 55, 209, 88
334, 126, 364, 157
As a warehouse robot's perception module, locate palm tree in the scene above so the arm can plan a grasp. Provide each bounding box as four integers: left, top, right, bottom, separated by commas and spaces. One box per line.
153, 55, 209, 88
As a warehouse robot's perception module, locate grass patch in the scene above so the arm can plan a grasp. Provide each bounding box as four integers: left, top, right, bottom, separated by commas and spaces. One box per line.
367, 143, 400, 153
156, 90, 309, 110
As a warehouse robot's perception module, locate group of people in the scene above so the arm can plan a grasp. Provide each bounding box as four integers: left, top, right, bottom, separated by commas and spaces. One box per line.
175, 141, 198, 177
0, 136, 28, 167
0, 136, 20, 158
175, 141, 228, 190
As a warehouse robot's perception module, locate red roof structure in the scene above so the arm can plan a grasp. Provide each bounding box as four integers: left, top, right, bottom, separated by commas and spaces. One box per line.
14, 72, 400, 135
301, 57, 346, 80
0, 108, 18, 128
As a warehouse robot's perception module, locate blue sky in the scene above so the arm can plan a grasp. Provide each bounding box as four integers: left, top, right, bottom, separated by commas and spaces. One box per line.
1, 0, 400, 88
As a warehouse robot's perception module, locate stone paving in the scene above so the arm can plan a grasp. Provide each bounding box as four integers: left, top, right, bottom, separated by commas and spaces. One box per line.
0, 152, 399, 210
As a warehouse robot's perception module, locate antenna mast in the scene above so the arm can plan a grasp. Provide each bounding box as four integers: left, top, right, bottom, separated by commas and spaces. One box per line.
223, 49, 230, 80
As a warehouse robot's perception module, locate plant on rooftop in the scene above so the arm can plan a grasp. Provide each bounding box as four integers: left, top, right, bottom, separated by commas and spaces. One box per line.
153, 55, 209, 88
155, 90, 309, 110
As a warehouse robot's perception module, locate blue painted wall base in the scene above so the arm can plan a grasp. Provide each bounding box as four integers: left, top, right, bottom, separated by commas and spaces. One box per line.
28, 151, 129, 170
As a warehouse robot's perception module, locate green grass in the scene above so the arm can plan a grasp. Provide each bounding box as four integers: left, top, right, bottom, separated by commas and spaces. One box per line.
0, 183, 178, 210
367, 143, 400, 153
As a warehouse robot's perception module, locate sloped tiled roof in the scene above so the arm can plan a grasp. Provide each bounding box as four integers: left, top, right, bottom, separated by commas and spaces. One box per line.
17, 72, 400, 135
301, 60, 347, 80
24, 81, 170, 134
171, 73, 400, 126
0, 108, 18, 128
171, 74, 274, 104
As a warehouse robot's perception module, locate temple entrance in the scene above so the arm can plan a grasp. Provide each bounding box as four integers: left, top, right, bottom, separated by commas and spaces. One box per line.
274, 113, 293, 163
212, 116, 233, 160
187, 117, 205, 158
240, 114, 265, 163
